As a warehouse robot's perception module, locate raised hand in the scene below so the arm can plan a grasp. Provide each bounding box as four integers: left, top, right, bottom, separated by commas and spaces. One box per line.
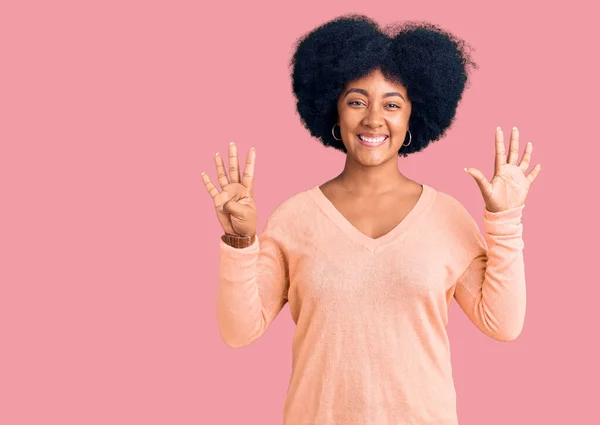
202, 142, 257, 236
465, 127, 541, 213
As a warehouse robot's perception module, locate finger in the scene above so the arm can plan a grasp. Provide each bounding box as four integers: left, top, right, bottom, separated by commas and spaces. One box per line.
527, 164, 542, 184
465, 167, 492, 198
201, 172, 220, 199
229, 142, 241, 184
495, 127, 507, 175
519, 142, 533, 173
223, 197, 247, 218
214, 152, 230, 189
242, 147, 256, 192
507, 127, 519, 165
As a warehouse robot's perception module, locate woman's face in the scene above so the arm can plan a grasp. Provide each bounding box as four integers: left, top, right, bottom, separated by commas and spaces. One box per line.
336, 68, 412, 166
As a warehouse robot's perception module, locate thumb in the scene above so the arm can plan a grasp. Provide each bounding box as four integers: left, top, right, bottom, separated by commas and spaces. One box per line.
222, 198, 247, 217
464, 167, 491, 196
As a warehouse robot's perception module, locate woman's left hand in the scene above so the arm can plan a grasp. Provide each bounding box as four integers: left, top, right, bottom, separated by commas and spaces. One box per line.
465, 127, 541, 213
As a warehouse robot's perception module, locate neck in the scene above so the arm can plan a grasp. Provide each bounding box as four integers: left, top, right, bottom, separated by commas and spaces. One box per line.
335, 157, 412, 196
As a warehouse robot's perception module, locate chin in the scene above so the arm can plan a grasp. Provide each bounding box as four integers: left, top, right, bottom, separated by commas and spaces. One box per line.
354, 152, 391, 166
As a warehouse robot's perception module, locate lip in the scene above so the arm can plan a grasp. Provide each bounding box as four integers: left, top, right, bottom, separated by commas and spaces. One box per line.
356, 134, 388, 147
358, 133, 389, 137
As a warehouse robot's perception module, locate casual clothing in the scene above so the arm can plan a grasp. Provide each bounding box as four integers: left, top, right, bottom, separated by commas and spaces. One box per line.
217, 183, 526, 425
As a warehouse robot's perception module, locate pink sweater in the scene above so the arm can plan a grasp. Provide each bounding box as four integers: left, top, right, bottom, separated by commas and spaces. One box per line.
217, 183, 526, 425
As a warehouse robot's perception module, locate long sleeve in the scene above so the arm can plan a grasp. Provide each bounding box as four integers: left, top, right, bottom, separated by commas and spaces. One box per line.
212, 184, 534, 424
453, 204, 526, 342
216, 210, 290, 348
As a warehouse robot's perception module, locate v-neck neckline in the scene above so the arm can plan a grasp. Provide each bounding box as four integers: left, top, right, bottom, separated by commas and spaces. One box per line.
308, 183, 435, 253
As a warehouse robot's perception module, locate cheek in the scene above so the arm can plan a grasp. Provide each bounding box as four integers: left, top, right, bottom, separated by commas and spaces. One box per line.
398, 108, 412, 124
389, 114, 408, 130
339, 108, 360, 122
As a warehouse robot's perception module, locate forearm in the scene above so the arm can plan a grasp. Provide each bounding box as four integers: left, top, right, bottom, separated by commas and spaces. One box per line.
455, 204, 526, 341
216, 234, 288, 348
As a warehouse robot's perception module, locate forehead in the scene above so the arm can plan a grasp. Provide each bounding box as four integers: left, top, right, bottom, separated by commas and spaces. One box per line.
344, 69, 407, 95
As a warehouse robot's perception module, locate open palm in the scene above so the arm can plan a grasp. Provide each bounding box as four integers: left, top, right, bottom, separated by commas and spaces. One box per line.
201, 143, 257, 236
465, 127, 541, 212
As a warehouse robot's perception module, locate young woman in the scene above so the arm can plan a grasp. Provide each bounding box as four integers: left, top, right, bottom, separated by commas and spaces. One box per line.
202, 14, 541, 425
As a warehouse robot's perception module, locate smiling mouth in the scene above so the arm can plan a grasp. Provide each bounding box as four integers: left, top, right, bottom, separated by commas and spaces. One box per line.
357, 134, 388, 146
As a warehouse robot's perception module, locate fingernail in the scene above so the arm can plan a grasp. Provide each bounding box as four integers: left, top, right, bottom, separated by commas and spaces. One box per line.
496, 126, 501, 132
513, 126, 518, 131
215, 152, 219, 156
230, 142, 234, 145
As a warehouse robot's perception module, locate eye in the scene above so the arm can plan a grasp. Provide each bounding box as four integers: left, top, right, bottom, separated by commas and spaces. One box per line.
348, 101, 401, 109
348, 100, 401, 109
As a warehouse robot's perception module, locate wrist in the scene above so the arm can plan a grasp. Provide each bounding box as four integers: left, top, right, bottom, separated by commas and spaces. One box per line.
221, 232, 256, 249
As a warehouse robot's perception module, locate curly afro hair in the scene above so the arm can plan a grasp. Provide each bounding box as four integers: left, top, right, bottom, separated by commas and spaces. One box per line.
289, 14, 478, 157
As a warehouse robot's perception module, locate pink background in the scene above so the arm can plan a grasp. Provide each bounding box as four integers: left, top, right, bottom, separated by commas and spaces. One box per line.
1, 0, 598, 424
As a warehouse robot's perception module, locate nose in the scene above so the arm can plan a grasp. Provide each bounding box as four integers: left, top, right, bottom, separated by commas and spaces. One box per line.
362, 105, 384, 128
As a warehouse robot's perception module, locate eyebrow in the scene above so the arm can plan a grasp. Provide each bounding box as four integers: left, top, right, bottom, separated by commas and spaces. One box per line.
343, 88, 405, 101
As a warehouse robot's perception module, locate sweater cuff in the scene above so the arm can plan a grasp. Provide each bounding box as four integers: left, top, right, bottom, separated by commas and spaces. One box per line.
483, 204, 524, 236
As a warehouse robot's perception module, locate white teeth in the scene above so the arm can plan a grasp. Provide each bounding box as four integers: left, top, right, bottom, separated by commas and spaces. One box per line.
359, 135, 387, 143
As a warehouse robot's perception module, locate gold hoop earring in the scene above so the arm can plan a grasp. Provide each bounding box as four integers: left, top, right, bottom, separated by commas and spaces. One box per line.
331, 123, 342, 141
403, 130, 412, 147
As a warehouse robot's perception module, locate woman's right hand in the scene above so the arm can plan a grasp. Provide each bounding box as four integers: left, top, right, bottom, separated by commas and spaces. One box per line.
201, 143, 257, 237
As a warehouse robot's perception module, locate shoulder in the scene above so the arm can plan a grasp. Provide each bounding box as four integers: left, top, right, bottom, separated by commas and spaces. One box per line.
268, 188, 312, 218
430, 186, 477, 224
427, 185, 486, 253
261, 187, 315, 237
